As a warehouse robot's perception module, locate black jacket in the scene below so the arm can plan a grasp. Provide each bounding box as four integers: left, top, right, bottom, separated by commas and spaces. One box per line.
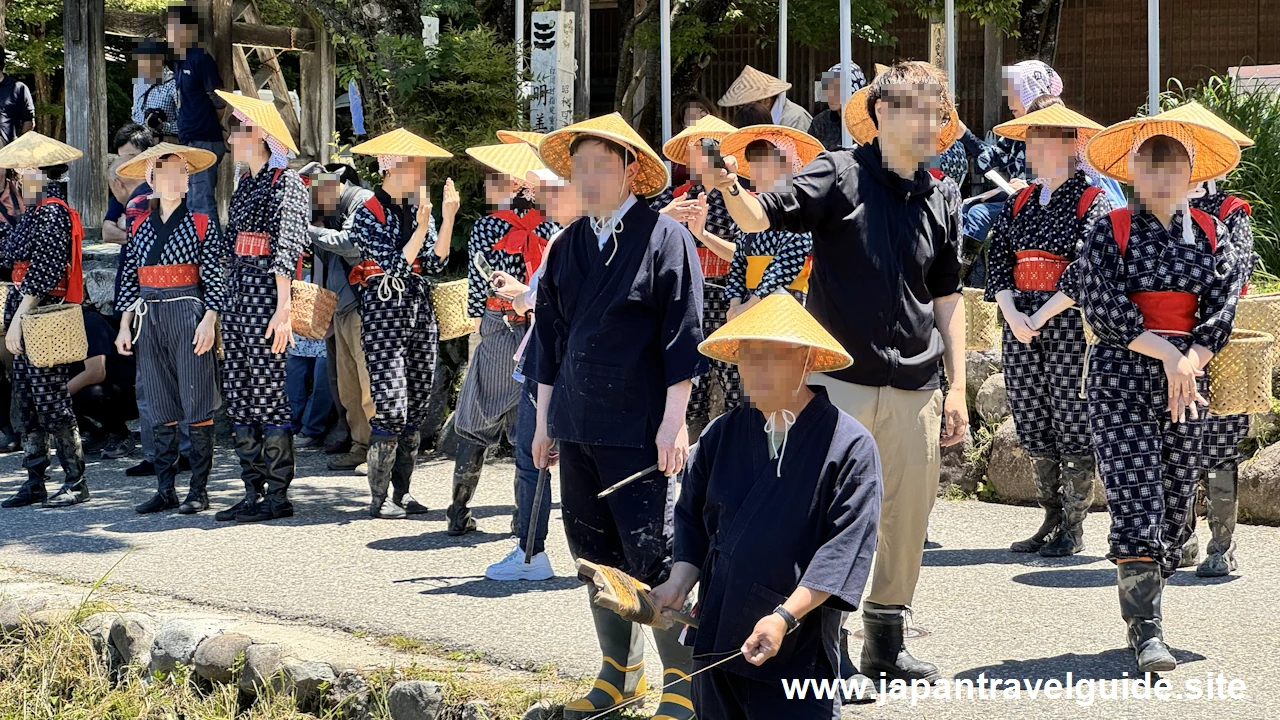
758, 140, 962, 390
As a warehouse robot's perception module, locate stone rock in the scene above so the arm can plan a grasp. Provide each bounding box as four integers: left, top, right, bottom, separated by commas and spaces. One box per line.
975, 373, 1009, 422
984, 418, 1104, 509
283, 659, 336, 712
238, 643, 284, 694
519, 700, 555, 720
150, 620, 218, 675
0, 594, 52, 632
193, 632, 252, 684
459, 701, 491, 720
965, 349, 1002, 409
1239, 441, 1280, 524
83, 267, 118, 314
328, 670, 373, 720
108, 612, 157, 669
386, 680, 444, 720
938, 430, 978, 495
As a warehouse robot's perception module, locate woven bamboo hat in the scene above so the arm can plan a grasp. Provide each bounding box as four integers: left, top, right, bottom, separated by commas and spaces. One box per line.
1085, 117, 1241, 184
497, 130, 545, 146
718, 65, 792, 108
350, 128, 452, 159
1155, 101, 1254, 147
661, 115, 737, 166
215, 90, 299, 154
466, 142, 548, 179
993, 104, 1105, 141
699, 292, 853, 372
537, 113, 669, 198
843, 86, 960, 152
117, 142, 217, 180
0, 132, 83, 169
718, 124, 824, 180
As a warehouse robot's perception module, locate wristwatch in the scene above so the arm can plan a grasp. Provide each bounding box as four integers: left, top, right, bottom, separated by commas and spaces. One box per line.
727, 182, 741, 197
773, 605, 800, 635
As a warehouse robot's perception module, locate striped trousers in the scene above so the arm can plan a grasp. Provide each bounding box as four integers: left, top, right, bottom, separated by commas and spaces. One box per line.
453, 310, 523, 447
134, 284, 220, 426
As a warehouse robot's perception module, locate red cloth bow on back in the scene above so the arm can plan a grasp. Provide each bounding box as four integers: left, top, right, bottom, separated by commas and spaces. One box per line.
491, 209, 550, 279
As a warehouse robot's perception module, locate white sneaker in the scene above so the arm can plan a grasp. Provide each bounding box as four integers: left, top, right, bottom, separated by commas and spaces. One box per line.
485, 540, 555, 581
354, 462, 368, 476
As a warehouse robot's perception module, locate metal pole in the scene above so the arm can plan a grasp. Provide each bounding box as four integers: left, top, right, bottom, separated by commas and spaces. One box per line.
1148, 0, 1160, 115
661, 0, 672, 143
944, 0, 956, 96
515, 0, 525, 81
839, 0, 852, 147
778, 0, 788, 84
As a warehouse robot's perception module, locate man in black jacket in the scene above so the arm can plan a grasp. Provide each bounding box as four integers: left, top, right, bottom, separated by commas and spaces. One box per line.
714, 61, 967, 684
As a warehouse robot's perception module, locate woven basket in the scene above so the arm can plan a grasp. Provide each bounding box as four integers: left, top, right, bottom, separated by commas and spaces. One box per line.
432, 279, 472, 341
1233, 293, 1280, 364
963, 288, 1001, 351
21, 303, 88, 368
1208, 329, 1274, 416
290, 280, 338, 340
0, 282, 10, 331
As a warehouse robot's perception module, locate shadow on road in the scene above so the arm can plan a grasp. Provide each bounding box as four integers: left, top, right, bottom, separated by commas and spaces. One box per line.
955, 646, 1208, 684
366, 525, 513, 552
1010, 568, 1116, 588
396, 574, 582, 597
923, 548, 1106, 568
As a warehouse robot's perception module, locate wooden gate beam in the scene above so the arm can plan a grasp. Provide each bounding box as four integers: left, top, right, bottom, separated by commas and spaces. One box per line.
64, 0, 108, 230
240, 0, 302, 145
298, 11, 333, 163
105, 9, 315, 50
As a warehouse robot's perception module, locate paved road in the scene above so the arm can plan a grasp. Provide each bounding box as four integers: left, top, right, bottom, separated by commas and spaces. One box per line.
0, 445, 1276, 719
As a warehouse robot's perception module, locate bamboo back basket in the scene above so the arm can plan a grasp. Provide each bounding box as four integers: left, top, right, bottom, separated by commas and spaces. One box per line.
1208, 329, 1275, 416
963, 287, 1001, 351
432, 279, 472, 341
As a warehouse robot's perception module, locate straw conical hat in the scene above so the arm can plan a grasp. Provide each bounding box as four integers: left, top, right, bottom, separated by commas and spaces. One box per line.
718, 65, 792, 107
661, 115, 737, 166
700, 292, 852, 372
215, 90, 299, 154
497, 130, 545, 146
350, 128, 452, 159
466, 142, 548, 179
994, 104, 1105, 141
843, 87, 960, 153
538, 113, 669, 198
718, 124, 824, 180
1156, 101, 1254, 147
117, 142, 217, 180
1085, 117, 1241, 184
0, 132, 83, 169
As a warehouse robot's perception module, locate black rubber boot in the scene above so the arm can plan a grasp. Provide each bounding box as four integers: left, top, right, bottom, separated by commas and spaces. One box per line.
136, 423, 181, 514
561, 590, 647, 720
391, 429, 428, 514
839, 625, 877, 703
446, 441, 484, 536
366, 434, 404, 519
859, 603, 941, 684
1179, 527, 1202, 568
179, 424, 216, 514
1197, 468, 1239, 577
1011, 454, 1063, 553
1041, 454, 1093, 557
1118, 560, 1176, 672
43, 425, 89, 508
236, 427, 294, 522
2, 431, 49, 508
218, 425, 266, 521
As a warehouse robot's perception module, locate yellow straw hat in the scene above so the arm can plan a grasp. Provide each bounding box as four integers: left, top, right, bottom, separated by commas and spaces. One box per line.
843, 86, 960, 153
0, 131, 83, 169
993, 104, 1105, 141
466, 142, 548, 179
537, 113, 670, 198
718, 124, 824, 180
215, 90, 299, 155
1085, 117, 1241, 184
1155, 101, 1254, 147
718, 65, 792, 107
117, 142, 217, 180
350, 128, 452, 159
497, 130, 546, 146
699, 292, 852, 372
661, 115, 737, 166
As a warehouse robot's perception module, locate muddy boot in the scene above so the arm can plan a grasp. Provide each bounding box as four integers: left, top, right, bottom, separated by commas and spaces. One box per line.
179, 424, 216, 514
562, 590, 647, 720
1179, 527, 1202, 568
366, 434, 404, 519
1041, 454, 1093, 557
43, 425, 89, 508
236, 427, 294, 522
446, 441, 484, 536
1011, 454, 1063, 553
1197, 468, 1239, 577
1118, 560, 1176, 672
2, 431, 49, 508
218, 425, 266, 521
651, 622, 695, 720
136, 424, 181, 514
859, 602, 940, 683
391, 429, 428, 514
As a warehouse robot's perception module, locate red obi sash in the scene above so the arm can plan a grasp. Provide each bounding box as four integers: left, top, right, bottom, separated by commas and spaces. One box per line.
485, 296, 527, 322
347, 258, 426, 287
1013, 250, 1070, 292
13, 198, 85, 303
697, 247, 731, 279
139, 263, 199, 288
11, 262, 72, 299
235, 231, 272, 257
491, 210, 550, 279
1129, 291, 1198, 335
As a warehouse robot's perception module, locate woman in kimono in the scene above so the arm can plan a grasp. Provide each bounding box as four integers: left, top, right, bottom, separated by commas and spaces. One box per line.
447, 142, 559, 536
0, 133, 87, 509
348, 129, 458, 520
983, 103, 1112, 557
213, 91, 309, 523
114, 144, 224, 515
650, 292, 881, 719
717, 124, 819, 317
1079, 118, 1243, 672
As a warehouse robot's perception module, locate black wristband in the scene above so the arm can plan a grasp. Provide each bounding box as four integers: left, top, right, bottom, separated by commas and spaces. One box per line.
728, 182, 741, 197
773, 605, 800, 635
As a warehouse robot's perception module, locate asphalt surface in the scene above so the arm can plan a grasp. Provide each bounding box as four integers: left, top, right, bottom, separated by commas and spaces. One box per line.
1, 444, 1276, 719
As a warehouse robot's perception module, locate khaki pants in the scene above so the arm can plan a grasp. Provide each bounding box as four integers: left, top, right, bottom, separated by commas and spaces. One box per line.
333, 310, 374, 449
811, 374, 943, 607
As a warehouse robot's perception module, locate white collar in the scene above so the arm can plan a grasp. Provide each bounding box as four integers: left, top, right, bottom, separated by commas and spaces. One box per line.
593, 194, 637, 248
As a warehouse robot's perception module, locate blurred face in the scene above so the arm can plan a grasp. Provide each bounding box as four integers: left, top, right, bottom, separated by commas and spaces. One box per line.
227, 121, 266, 163
138, 54, 165, 81
118, 141, 144, 162
570, 140, 637, 216
682, 104, 709, 131
749, 149, 791, 193
381, 157, 428, 200
824, 78, 842, 111
738, 341, 813, 412
484, 172, 517, 208
1004, 77, 1026, 117
19, 169, 47, 203
153, 156, 190, 200
311, 176, 343, 214
1132, 148, 1192, 211
541, 181, 581, 226
685, 142, 714, 184
874, 82, 943, 166
1024, 129, 1076, 181
166, 18, 195, 50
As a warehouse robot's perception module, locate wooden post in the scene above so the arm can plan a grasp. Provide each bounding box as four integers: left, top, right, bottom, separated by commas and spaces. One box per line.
299, 12, 333, 163
928, 14, 946, 71
983, 22, 1004, 135
64, 0, 108, 231
240, 0, 301, 145
565, 0, 590, 119
208, 0, 234, 221
0, 0, 8, 44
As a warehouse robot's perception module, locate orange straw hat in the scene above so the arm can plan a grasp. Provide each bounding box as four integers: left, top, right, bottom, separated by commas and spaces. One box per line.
993, 104, 1105, 142
215, 90, 299, 155
699, 292, 852, 373
117, 142, 218, 182
497, 130, 546, 146
718, 124, 824, 180
466, 142, 549, 179
1155, 101, 1254, 147
1085, 117, 1241, 184
537, 113, 669, 198
661, 115, 737, 166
